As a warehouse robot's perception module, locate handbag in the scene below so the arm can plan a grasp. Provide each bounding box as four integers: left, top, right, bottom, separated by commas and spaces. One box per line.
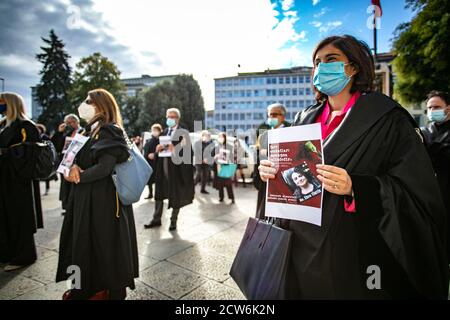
230, 217, 293, 300
111, 130, 153, 205
218, 163, 237, 178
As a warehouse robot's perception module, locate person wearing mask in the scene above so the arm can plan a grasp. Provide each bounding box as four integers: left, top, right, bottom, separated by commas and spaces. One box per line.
194, 130, 214, 194
421, 90, 450, 261
143, 123, 162, 199
259, 35, 448, 299
254, 103, 290, 219
51, 114, 83, 214
0, 92, 43, 271
144, 108, 194, 231
56, 89, 139, 300
233, 139, 247, 187
213, 132, 235, 204
36, 123, 58, 196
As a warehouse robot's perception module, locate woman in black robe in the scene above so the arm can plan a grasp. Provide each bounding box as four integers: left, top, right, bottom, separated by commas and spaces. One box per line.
56, 89, 138, 300
143, 123, 162, 199
0, 92, 43, 271
259, 35, 449, 299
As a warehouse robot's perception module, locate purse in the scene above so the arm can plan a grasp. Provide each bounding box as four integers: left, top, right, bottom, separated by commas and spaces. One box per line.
230, 217, 293, 300
111, 130, 153, 205
218, 163, 237, 178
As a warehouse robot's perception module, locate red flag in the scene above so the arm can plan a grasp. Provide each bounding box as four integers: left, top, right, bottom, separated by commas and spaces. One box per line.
371, 0, 382, 17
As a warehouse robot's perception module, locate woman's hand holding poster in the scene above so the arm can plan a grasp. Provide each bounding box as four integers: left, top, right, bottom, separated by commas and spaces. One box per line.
266, 123, 324, 226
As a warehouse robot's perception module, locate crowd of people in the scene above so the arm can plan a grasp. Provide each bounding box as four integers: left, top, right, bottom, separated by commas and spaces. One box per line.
0, 34, 449, 300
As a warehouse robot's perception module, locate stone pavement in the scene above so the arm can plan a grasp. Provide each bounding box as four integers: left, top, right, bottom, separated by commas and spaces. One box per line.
0, 180, 256, 300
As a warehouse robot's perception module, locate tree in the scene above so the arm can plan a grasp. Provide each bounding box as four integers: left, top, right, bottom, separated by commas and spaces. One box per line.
392, 0, 450, 104
137, 74, 205, 133
35, 30, 72, 132
69, 52, 125, 112
122, 95, 144, 136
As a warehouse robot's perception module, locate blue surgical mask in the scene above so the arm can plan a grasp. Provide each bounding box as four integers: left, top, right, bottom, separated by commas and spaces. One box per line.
267, 117, 279, 128
166, 118, 176, 128
313, 61, 352, 97
0, 104, 7, 114
427, 109, 447, 122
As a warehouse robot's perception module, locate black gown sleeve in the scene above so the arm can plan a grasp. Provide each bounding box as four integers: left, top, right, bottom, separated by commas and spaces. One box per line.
79, 153, 116, 184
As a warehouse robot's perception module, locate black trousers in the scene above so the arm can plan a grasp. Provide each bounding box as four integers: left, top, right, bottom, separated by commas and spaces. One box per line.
152, 200, 180, 223
219, 185, 234, 201
195, 165, 210, 191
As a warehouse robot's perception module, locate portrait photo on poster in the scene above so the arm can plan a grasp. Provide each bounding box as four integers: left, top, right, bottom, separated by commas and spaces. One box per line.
266, 124, 324, 226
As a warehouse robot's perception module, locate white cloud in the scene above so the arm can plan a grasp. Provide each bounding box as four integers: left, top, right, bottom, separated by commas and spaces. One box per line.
92, 0, 306, 110
310, 21, 322, 28
319, 21, 343, 33
313, 7, 329, 18
312, 0, 320, 6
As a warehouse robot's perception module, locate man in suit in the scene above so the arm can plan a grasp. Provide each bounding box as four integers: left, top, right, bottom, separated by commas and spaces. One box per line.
145, 108, 194, 231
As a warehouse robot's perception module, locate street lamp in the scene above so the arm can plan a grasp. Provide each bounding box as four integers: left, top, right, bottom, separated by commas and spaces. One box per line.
0, 77, 4, 92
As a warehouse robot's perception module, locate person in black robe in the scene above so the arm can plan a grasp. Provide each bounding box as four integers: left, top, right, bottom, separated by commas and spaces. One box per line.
194, 130, 214, 194
421, 90, 450, 261
259, 35, 448, 299
51, 114, 83, 213
254, 103, 290, 219
56, 89, 138, 300
145, 108, 194, 231
0, 92, 43, 271
143, 123, 162, 199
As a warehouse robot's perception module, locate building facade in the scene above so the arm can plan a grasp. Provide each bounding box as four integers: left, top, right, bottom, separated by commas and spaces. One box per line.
121, 74, 177, 97
212, 66, 315, 132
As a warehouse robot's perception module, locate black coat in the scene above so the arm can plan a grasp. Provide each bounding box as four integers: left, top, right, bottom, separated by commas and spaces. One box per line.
284, 92, 448, 299
421, 120, 450, 259
51, 127, 84, 209
56, 123, 139, 296
154, 126, 194, 209
143, 136, 159, 185
0, 119, 43, 264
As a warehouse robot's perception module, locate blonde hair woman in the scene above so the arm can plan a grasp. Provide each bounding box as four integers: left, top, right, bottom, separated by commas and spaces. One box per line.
0, 92, 43, 271
56, 89, 139, 300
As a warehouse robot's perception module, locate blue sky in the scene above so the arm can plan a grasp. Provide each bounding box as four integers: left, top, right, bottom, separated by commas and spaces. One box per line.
0, 0, 415, 112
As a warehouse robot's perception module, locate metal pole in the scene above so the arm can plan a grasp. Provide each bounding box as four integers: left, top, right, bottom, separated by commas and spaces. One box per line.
0, 77, 4, 92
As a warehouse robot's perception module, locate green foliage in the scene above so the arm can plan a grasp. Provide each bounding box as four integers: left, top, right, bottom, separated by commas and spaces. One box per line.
136, 74, 205, 133
69, 52, 125, 111
35, 30, 72, 132
392, 0, 450, 104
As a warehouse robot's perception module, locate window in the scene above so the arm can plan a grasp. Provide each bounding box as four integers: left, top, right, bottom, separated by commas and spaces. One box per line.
233, 79, 239, 86
246, 113, 252, 120
286, 77, 290, 84
239, 78, 246, 86
240, 90, 245, 97
227, 114, 232, 121
240, 113, 245, 120
279, 77, 284, 84
221, 114, 226, 121
299, 76, 304, 83
246, 78, 252, 86
292, 100, 298, 108
234, 113, 239, 120
246, 90, 251, 97
306, 88, 311, 96
286, 100, 291, 108
285, 89, 291, 96
299, 100, 304, 108
292, 88, 298, 96
292, 76, 297, 84
299, 88, 304, 95
215, 114, 220, 121
305, 76, 311, 83
254, 90, 260, 97
279, 89, 284, 96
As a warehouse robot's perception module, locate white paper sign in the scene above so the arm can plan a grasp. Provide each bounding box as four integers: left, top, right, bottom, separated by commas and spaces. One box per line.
265, 123, 324, 226
57, 133, 89, 176
158, 135, 172, 157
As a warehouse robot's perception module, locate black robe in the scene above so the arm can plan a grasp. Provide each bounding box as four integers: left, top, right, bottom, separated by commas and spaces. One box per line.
0, 119, 43, 265
52, 127, 84, 210
56, 123, 139, 298
143, 136, 159, 185
154, 126, 194, 209
282, 92, 448, 299
421, 120, 450, 260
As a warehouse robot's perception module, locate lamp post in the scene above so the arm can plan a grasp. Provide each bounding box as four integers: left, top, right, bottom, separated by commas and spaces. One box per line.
0, 77, 4, 92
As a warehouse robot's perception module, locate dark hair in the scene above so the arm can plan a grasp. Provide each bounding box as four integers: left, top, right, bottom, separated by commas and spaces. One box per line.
427, 91, 449, 105
312, 35, 375, 102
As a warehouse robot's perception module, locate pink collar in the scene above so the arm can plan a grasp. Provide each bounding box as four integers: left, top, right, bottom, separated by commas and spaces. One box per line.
320, 91, 361, 124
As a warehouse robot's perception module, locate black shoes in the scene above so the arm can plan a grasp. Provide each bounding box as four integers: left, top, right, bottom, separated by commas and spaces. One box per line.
144, 221, 162, 229
200, 190, 209, 194
169, 221, 177, 231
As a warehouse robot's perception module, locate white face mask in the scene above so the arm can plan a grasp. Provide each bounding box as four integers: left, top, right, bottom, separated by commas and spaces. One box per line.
78, 102, 96, 122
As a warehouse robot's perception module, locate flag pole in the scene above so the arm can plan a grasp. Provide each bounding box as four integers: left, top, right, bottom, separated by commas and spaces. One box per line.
373, 7, 377, 62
